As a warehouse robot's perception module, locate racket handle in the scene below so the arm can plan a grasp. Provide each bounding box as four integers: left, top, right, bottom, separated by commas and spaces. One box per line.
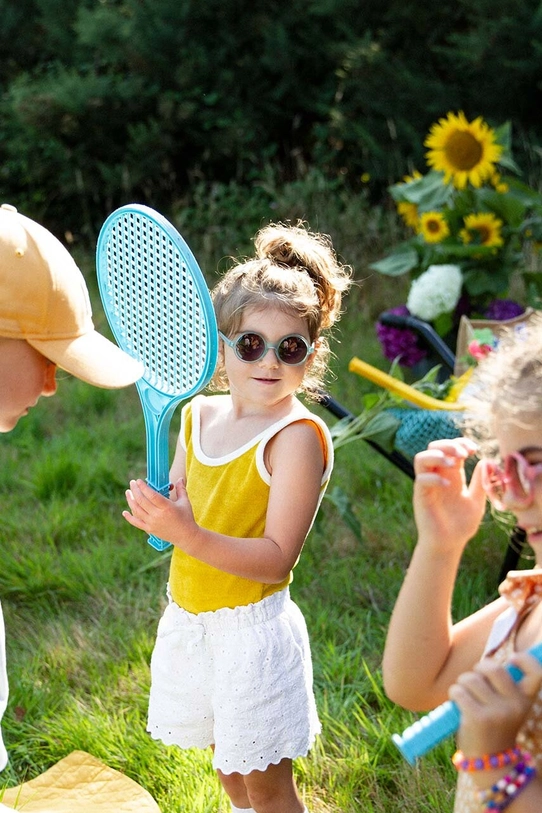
146, 481, 173, 551
393, 641, 542, 764
148, 534, 172, 551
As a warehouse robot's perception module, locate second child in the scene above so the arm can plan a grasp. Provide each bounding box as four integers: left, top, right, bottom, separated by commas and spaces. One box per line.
124, 222, 352, 813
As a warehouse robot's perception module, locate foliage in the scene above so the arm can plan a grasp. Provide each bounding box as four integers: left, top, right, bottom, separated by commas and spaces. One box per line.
1, 0, 542, 237
371, 112, 542, 363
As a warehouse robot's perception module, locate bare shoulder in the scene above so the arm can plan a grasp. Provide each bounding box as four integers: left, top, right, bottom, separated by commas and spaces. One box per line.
267, 411, 327, 472
276, 414, 323, 443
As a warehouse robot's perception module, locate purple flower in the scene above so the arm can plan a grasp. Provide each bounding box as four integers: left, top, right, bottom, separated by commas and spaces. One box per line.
375, 305, 428, 367
483, 299, 525, 321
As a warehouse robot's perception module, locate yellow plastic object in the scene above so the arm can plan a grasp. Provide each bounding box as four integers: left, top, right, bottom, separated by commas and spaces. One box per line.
444, 366, 474, 402
0, 751, 161, 812
348, 357, 465, 411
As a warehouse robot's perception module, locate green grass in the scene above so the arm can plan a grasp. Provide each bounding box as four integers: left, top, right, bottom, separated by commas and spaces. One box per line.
0, 175, 531, 811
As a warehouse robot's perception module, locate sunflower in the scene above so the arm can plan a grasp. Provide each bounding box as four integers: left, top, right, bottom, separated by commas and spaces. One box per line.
424, 111, 503, 190
396, 170, 423, 229
397, 201, 420, 229
459, 212, 504, 249
489, 170, 509, 194
418, 211, 450, 243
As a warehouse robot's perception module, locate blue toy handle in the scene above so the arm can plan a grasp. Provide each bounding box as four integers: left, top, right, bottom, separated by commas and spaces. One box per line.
136, 380, 181, 552
393, 641, 542, 764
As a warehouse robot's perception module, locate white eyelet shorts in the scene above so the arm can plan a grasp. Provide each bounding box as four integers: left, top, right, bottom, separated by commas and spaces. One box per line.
147, 587, 321, 775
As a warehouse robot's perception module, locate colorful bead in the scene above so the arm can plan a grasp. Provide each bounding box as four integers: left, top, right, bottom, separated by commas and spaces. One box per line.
475, 760, 537, 811
452, 746, 525, 772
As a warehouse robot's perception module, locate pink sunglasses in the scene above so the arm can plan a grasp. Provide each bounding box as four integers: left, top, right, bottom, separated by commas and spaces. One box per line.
481, 452, 542, 511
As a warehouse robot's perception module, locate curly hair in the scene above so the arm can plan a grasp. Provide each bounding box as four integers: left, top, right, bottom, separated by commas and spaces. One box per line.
462, 313, 542, 457
209, 221, 352, 398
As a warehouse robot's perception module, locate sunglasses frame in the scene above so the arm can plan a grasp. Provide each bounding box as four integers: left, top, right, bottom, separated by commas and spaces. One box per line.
481, 451, 542, 511
219, 330, 315, 366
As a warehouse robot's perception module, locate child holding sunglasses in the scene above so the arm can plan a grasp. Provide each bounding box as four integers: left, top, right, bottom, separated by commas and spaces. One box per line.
124, 222, 352, 813
383, 318, 542, 812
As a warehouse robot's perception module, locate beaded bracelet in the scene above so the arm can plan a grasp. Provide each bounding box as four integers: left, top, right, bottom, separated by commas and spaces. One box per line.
452, 746, 525, 772
476, 760, 537, 811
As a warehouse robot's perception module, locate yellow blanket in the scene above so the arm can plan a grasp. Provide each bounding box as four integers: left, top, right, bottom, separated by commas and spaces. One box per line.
0, 751, 160, 812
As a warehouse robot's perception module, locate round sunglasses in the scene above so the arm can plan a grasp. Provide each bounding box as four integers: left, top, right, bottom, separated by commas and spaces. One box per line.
481, 452, 542, 511
219, 330, 314, 366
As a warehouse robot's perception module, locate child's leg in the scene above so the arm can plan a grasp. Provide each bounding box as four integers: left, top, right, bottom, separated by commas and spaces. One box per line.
217, 768, 251, 809
218, 759, 305, 813
243, 758, 304, 813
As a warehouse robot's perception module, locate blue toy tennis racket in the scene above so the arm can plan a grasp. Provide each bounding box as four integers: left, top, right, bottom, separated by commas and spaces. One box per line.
96, 204, 218, 551
392, 641, 542, 764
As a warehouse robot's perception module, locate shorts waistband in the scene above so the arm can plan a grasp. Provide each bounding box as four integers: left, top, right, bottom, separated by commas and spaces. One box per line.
165, 586, 290, 633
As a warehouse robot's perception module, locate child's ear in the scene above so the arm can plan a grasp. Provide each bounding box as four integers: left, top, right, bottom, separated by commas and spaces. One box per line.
306, 338, 320, 368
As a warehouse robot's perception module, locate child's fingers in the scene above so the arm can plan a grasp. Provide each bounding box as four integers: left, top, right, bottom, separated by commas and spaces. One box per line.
426, 437, 478, 457
128, 479, 168, 508
414, 438, 476, 473
451, 668, 498, 705
462, 654, 542, 702
413, 450, 464, 490
506, 651, 542, 698
466, 459, 486, 501
122, 508, 146, 530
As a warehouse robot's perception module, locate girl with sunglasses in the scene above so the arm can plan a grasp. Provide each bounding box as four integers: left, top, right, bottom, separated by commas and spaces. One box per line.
383, 318, 542, 812
124, 222, 351, 813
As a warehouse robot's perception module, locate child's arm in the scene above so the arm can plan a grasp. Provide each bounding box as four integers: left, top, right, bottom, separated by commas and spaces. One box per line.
450, 652, 542, 811
383, 437, 508, 711
123, 420, 325, 583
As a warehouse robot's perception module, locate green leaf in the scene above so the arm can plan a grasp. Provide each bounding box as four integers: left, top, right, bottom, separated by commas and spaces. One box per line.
524, 272, 542, 300
323, 486, 363, 542
432, 312, 453, 338
477, 187, 526, 227
390, 170, 453, 210
410, 364, 454, 398
361, 411, 402, 452
331, 406, 400, 453
370, 244, 419, 276
462, 267, 509, 296
494, 121, 523, 174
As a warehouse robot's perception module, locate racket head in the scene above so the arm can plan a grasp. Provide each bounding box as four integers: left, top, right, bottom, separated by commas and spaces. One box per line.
96, 204, 218, 552
96, 204, 218, 399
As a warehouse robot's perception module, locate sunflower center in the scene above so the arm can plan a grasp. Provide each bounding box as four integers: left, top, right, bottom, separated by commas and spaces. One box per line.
475, 226, 490, 244
445, 131, 483, 171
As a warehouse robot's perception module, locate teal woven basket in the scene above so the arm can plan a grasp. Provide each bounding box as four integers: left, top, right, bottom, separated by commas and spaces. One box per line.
388, 408, 463, 459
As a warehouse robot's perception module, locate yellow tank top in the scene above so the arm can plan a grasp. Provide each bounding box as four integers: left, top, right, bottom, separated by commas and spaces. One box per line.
168, 395, 334, 613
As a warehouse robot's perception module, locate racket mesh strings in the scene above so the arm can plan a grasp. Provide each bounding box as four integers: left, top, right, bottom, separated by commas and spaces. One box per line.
103, 212, 209, 393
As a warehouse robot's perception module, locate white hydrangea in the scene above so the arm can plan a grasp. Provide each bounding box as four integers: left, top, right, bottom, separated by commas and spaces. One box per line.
406, 264, 463, 321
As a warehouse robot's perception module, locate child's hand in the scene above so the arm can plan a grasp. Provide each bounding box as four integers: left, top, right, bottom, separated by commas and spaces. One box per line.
450, 651, 542, 757
413, 437, 486, 551
123, 477, 198, 549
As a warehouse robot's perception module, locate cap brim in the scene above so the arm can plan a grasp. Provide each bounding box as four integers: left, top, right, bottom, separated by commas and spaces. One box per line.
29, 331, 145, 389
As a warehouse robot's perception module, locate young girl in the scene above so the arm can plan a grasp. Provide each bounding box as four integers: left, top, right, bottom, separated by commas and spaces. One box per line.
383, 318, 542, 812
123, 222, 352, 813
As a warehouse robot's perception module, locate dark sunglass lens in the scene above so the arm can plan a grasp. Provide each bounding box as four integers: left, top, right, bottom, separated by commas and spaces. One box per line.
278, 336, 307, 364
236, 333, 266, 361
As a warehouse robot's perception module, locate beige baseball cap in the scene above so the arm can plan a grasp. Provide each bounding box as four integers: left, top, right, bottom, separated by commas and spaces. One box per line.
0, 204, 143, 388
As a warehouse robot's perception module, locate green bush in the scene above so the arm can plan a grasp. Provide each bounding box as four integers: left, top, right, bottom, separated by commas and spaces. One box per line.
0, 0, 541, 239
